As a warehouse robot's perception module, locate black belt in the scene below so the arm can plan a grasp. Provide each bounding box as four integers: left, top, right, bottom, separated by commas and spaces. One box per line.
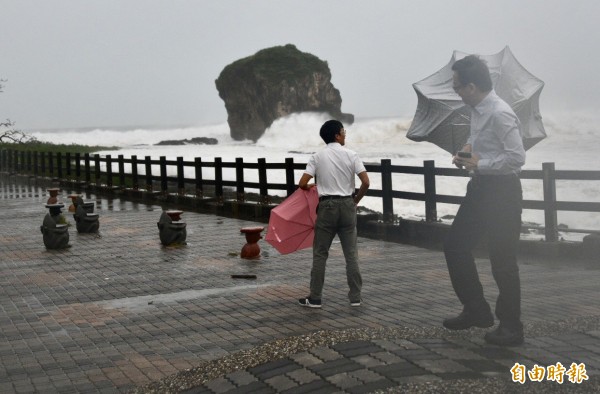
472, 173, 519, 181
319, 195, 353, 202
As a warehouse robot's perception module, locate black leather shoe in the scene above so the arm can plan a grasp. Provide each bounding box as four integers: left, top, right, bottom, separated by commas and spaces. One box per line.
484, 325, 524, 346
443, 309, 494, 330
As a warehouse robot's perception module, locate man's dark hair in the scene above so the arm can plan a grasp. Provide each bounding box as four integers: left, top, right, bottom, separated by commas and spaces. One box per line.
320, 120, 344, 143
452, 55, 493, 92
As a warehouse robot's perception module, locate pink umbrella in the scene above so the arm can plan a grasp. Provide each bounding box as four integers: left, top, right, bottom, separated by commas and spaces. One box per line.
265, 187, 319, 254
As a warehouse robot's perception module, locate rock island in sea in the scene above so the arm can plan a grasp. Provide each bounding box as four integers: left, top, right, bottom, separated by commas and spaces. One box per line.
215, 44, 353, 141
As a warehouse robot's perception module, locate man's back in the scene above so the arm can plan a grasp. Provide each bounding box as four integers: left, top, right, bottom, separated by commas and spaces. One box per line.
307, 143, 363, 197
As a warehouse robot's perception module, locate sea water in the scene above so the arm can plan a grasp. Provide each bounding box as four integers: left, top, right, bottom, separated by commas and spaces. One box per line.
29, 112, 600, 239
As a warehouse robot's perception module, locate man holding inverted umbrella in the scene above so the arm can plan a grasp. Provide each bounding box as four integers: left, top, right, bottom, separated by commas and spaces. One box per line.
297, 120, 370, 309
443, 55, 526, 346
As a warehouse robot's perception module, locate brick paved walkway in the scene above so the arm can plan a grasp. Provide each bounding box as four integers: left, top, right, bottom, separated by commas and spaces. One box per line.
1, 175, 599, 393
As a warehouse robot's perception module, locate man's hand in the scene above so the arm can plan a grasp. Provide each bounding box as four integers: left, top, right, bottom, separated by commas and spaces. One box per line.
453, 153, 479, 171
298, 173, 314, 190
353, 171, 370, 205
452, 144, 475, 170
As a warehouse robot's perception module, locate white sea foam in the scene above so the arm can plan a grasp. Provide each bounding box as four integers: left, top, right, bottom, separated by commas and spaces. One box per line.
28, 112, 600, 235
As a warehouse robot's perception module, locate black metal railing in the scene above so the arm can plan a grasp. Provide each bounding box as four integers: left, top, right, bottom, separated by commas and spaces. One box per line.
2, 149, 599, 241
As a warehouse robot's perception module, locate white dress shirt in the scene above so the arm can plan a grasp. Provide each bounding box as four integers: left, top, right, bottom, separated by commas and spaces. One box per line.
305, 142, 366, 197
467, 90, 526, 175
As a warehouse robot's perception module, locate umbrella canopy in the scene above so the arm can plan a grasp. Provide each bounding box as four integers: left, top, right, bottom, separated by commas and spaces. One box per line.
265, 187, 319, 254
406, 46, 546, 153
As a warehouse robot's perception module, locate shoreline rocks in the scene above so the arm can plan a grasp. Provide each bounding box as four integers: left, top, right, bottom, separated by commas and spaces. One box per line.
155, 137, 218, 146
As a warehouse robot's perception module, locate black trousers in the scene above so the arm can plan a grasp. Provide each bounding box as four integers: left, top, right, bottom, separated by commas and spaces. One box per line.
444, 175, 523, 328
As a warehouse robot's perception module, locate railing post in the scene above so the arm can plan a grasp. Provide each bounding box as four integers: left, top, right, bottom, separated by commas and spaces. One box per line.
258, 158, 269, 205
160, 156, 167, 194
285, 157, 295, 197
13, 149, 19, 173
84, 153, 91, 184
75, 153, 81, 181
65, 152, 71, 179
145, 156, 153, 191
542, 162, 558, 242
40, 152, 46, 176
194, 157, 203, 198
13, 149, 18, 173
56, 152, 63, 179
215, 157, 223, 204
235, 157, 245, 202
48, 152, 54, 178
176, 156, 185, 195
12, 150, 17, 173
424, 160, 438, 222
33, 151, 39, 177
26, 151, 32, 174
5, 149, 11, 172
381, 159, 394, 222
106, 154, 113, 187
20, 151, 25, 173
94, 154, 101, 186
118, 155, 125, 189
131, 155, 139, 190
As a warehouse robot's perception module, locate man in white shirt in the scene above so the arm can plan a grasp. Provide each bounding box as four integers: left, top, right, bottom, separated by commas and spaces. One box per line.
443, 55, 526, 346
297, 120, 370, 308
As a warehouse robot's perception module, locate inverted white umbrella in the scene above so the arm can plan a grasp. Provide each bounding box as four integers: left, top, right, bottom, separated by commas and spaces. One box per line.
407, 46, 546, 153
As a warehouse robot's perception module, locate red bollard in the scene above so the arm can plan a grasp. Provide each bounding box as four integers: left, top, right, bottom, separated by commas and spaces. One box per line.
240, 227, 264, 259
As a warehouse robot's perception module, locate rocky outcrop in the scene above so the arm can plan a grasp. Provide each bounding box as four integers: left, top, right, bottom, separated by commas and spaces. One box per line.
215, 44, 353, 141
155, 137, 218, 146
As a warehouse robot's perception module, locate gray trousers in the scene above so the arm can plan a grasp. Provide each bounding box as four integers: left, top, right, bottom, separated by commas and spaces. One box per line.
310, 198, 362, 301
444, 175, 522, 329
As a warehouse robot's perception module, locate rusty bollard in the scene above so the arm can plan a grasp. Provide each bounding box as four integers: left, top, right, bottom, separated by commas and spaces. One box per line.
240, 227, 264, 259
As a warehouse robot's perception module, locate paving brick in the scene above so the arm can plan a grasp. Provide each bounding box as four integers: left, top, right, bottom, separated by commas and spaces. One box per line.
371, 362, 429, 379
204, 376, 236, 393
325, 372, 362, 390
309, 346, 343, 362
332, 343, 383, 358
431, 347, 486, 360
372, 339, 405, 352
223, 380, 276, 394
264, 374, 298, 391
457, 359, 507, 373
472, 347, 520, 360
248, 359, 301, 380
351, 354, 385, 368
225, 370, 257, 386
413, 359, 472, 374
280, 379, 340, 394
349, 368, 385, 383
285, 368, 321, 385
392, 348, 445, 361
289, 352, 323, 367
345, 378, 397, 394
2, 178, 600, 393
308, 358, 364, 377
370, 351, 407, 365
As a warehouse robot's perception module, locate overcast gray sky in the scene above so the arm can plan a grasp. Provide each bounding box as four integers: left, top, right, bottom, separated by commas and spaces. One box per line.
1, 0, 599, 130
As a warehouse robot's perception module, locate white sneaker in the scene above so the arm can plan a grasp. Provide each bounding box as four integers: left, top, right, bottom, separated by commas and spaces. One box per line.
298, 297, 322, 308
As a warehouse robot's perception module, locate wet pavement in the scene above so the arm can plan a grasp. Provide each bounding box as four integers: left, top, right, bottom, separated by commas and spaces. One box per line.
1, 174, 599, 393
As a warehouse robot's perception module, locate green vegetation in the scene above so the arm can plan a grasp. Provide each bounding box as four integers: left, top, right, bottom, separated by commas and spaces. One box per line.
0, 140, 117, 154
217, 44, 330, 88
